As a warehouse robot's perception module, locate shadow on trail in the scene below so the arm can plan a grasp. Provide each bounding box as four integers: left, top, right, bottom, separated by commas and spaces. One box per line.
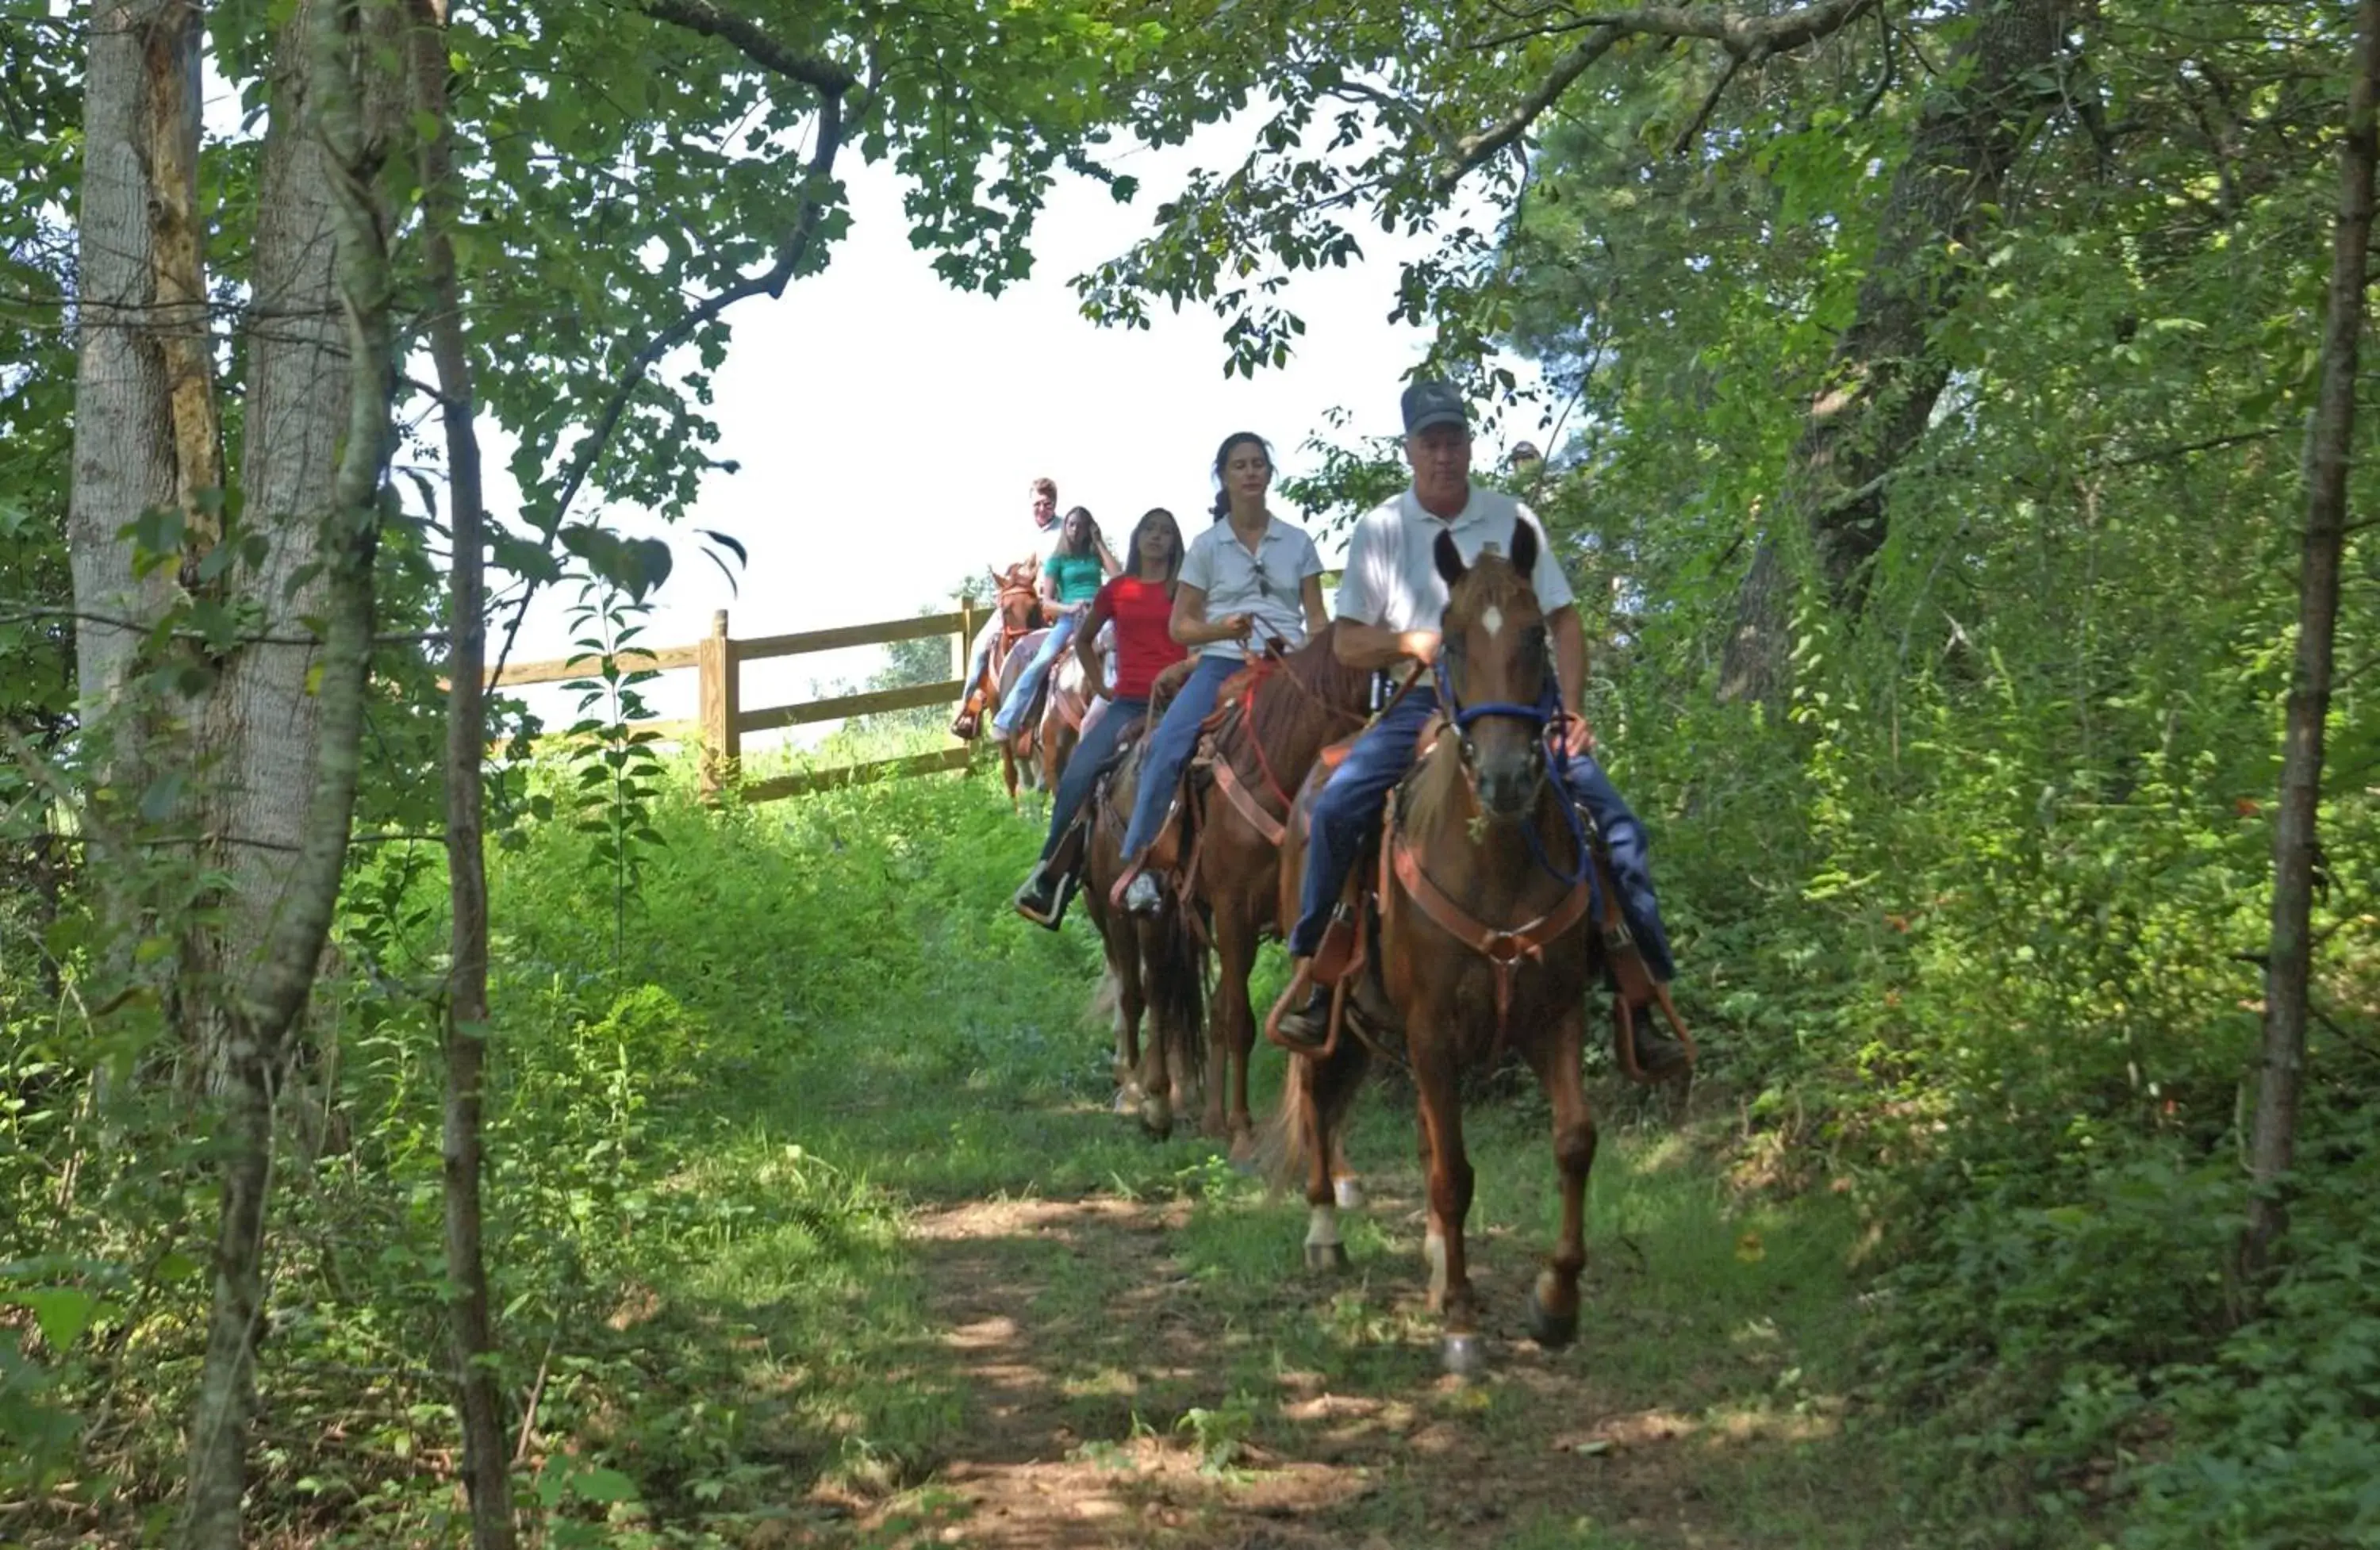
839, 1136, 1884, 1550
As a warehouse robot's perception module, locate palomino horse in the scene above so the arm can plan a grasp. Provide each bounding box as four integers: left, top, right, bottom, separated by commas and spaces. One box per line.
1079, 684, 1207, 1138
1274, 526, 1618, 1374
1143, 623, 1372, 1157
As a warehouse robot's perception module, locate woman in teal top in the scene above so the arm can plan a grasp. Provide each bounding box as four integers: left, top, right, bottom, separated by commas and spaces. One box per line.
993, 506, 1119, 736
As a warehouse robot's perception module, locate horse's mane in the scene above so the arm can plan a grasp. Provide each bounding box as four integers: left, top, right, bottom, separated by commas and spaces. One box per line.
1400, 551, 1541, 840
1230, 620, 1372, 757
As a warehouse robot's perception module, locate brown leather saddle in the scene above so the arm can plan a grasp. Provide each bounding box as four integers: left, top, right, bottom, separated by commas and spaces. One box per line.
1296, 724, 1696, 1084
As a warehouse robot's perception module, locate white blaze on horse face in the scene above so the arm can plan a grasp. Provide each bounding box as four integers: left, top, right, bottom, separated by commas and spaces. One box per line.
1479, 605, 1504, 640
1306, 1203, 1341, 1249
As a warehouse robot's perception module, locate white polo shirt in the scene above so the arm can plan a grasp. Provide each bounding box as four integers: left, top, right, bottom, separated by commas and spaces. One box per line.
1179, 513, 1324, 662
1332, 485, 1574, 634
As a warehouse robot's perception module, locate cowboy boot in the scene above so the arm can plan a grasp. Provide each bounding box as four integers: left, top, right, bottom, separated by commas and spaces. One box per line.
1265, 960, 1333, 1054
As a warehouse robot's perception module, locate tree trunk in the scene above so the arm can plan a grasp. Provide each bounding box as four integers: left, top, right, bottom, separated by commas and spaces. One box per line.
2236, 0, 2378, 1295
411, 0, 519, 1540
1718, 0, 2067, 705
194, 0, 354, 1083
178, 2, 402, 1543
67, 0, 210, 744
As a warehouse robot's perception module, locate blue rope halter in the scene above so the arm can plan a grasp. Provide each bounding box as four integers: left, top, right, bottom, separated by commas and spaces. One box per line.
1431, 650, 1593, 888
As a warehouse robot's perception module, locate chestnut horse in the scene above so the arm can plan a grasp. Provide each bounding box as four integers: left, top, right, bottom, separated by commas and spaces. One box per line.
1079, 696, 1207, 1138
1038, 648, 1094, 795
1274, 528, 1606, 1374
961, 562, 1045, 808
1151, 623, 1372, 1156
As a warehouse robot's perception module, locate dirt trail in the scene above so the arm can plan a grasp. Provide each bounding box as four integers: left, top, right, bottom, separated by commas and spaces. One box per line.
827, 1184, 1826, 1550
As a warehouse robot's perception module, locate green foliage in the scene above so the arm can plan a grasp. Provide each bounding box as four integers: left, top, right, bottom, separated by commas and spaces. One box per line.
559, 581, 672, 965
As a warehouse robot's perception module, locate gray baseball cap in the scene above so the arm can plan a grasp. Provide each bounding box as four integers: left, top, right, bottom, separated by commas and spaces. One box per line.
1401, 380, 1469, 435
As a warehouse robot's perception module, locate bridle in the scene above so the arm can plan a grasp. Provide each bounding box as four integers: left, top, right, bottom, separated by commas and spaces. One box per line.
1430, 625, 1590, 889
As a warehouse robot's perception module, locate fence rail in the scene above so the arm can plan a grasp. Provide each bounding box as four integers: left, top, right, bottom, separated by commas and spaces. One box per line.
487, 604, 982, 804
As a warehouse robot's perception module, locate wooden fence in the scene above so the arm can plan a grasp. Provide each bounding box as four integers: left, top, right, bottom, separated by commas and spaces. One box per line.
486, 604, 984, 803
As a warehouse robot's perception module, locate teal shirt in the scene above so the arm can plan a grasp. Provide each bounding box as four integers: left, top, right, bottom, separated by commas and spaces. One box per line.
1044, 551, 1105, 605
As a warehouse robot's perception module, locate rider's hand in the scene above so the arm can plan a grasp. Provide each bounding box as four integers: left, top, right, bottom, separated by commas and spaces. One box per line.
1221, 612, 1256, 643
1553, 711, 1596, 758
1398, 629, 1442, 665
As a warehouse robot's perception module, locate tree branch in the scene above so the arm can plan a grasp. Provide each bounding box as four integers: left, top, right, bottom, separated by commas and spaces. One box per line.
1671, 50, 1745, 155
487, 82, 850, 690
1438, 0, 1878, 192
638, 0, 856, 95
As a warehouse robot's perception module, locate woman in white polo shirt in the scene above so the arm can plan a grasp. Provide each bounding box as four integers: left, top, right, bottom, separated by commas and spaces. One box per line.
1114, 432, 1327, 915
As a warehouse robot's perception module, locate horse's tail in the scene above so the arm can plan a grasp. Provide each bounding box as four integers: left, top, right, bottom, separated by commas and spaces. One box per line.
1145, 904, 1207, 1095
1261, 1035, 1371, 1193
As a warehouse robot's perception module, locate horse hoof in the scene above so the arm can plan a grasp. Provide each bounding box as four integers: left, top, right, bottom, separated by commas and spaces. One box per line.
1527, 1295, 1579, 1350
1441, 1333, 1487, 1377
1333, 1176, 1366, 1211
1139, 1095, 1173, 1141
1304, 1241, 1349, 1273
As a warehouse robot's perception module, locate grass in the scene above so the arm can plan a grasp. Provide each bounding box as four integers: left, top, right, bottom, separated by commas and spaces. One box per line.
458, 758, 1952, 1548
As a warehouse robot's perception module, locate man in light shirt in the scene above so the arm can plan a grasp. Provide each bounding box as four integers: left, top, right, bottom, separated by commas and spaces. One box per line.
953, 477, 1065, 740
1268, 382, 1683, 1070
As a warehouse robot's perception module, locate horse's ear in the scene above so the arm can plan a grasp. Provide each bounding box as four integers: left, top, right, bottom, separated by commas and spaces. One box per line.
1434, 530, 1467, 587
1509, 518, 1538, 581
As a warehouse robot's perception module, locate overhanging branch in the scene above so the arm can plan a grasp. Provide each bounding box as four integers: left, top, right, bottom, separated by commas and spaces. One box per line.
1437, 0, 1879, 191
488, 83, 850, 689
639, 0, 856, 96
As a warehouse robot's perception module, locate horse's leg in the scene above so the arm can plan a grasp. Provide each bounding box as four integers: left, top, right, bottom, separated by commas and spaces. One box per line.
1296, 1041, 1368, 1272
1329, 1132, 1365, 1210
1412, 1033, 1482, 1372
1526, 1004, 1597, 1349
1131, 919, 1174, 1139
1109, 920, 1148, 1113
1209, 891, 1258, 1157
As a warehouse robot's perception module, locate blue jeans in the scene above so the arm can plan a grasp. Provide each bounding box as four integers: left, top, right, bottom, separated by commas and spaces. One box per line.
1121, 654, 1239, 860
1286, 686, 1676, 982
992, 615, 1078, 735
1039, 696, 1146, 862
960, 619, 997, 705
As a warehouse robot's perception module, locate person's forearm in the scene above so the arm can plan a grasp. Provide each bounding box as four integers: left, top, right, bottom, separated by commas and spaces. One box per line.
1334, 619, 1434, 670
1552, 607, 1587, 715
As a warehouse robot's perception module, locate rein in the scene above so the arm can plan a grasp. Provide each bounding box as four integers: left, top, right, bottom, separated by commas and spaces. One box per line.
1207, 639, 1370, 845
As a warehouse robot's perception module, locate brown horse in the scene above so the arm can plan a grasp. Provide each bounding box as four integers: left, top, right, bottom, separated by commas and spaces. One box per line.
1274, 527, 1605, 1375
958, 562, 1045, 807
1038, 646, 1094, 795
992, 629, 1051, 805
1079, 693, 1207, 1138
1150, 623, 1372, 1157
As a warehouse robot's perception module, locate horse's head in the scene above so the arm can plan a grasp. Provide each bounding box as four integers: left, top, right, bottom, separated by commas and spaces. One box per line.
991, 562, 1041, 630
1434, 523, 1552, 820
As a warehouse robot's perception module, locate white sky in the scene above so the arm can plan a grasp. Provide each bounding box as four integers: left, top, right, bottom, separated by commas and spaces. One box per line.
478, 125, 1551, 731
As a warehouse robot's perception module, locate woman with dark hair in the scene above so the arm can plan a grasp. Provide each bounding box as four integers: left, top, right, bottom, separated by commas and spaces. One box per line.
993, 505, 1119, 738
1014, 508, 1188, 926
1111, 432, 1327, 917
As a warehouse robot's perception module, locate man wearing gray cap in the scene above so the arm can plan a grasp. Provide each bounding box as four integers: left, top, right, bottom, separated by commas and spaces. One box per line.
1267, 382, 1683, 1069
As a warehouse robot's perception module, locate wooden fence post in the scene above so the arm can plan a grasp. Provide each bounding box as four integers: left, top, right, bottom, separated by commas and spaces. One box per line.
953, 598, 977, 693
697, 608, 739, 797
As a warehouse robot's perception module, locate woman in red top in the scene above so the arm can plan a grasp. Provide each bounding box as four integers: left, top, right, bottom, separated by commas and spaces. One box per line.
1014, 508, 1188, 927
